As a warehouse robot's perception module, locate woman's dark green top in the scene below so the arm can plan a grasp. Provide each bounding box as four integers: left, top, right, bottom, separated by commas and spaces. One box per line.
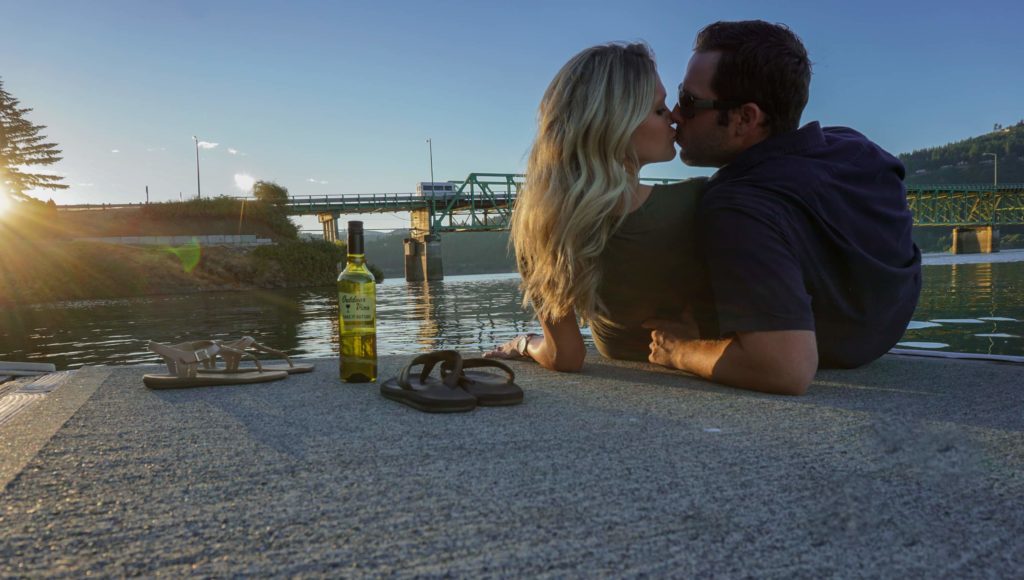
592, 178, 707, 361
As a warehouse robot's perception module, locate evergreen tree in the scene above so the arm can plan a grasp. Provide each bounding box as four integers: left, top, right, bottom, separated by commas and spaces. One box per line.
0, 77, 67, 201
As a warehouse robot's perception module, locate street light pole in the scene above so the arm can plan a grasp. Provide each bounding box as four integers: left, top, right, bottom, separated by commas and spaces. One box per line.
193, 135, 202, 199
426, 138, 435, 188
983, 152, 998, 188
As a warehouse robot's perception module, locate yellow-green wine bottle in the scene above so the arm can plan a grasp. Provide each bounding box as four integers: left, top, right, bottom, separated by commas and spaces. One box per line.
337, 220, 377, 382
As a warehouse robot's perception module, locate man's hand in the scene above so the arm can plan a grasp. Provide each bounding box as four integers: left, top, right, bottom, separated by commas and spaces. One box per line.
643, 312, 701, 370
643, 314, 817, 395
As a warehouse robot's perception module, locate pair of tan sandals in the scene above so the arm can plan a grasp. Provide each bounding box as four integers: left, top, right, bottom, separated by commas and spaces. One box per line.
143, 337, 313, 389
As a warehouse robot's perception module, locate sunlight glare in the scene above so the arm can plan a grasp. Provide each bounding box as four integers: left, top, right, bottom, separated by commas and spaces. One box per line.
0, 190, 10, 217
234, 173, 256, 193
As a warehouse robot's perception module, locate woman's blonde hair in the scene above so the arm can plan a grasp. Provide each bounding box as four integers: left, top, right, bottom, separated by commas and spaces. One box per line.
512, 42, 658, 331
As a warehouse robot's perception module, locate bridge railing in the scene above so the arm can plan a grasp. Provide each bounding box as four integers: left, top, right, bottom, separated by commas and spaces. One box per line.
424, 172, 687, 232
284, 193, 427, 214
63, 181, 1021, 231
906, 186, 1024, 226
908, 183, 1024, 193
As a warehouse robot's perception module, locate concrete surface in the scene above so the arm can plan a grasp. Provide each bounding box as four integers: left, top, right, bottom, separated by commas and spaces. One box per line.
0, 353, 1022, 577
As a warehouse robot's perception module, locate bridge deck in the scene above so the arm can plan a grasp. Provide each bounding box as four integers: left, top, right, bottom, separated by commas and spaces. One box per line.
54, 180, 1024, 230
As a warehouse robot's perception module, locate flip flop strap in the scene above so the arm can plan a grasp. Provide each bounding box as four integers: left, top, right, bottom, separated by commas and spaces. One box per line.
444, 357, 515, 383
462, 358, 515, 382
396, 350, 463, 390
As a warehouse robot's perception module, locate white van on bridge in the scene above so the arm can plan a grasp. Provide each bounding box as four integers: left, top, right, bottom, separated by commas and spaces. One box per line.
416, 181, 460, 200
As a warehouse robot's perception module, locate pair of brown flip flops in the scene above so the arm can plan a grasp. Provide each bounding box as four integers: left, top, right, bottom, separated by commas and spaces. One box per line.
380, 350, 524, 413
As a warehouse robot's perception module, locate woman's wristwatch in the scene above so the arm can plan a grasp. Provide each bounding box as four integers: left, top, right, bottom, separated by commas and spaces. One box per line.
516, 333, 539, 359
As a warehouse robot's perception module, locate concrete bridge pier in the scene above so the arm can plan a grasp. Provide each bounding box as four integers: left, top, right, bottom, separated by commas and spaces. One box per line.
403, 235, 443, 282
317, 212, 341, 243
952, 226, 1000, 254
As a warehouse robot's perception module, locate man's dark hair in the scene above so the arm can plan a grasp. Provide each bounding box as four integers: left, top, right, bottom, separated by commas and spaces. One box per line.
694, 20, 812, 135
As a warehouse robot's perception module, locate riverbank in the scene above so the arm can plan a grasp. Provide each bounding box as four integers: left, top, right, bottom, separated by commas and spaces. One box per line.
1, 351, 1021, 575
0, 237, 352, 306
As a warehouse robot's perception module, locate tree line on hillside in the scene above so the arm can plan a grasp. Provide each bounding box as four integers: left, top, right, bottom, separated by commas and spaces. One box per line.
900, 121, 1024, 185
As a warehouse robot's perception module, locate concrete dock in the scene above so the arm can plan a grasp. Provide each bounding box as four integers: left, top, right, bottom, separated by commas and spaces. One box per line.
1, 353, 1022, 577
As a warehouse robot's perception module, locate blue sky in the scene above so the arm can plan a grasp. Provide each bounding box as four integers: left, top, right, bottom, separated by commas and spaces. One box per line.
3, 0, 1022, 231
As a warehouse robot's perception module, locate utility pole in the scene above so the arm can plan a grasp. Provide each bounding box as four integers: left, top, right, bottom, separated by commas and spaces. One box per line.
193, 135, 202, 199
983, 152, 998, 188
426, 138, 435, 188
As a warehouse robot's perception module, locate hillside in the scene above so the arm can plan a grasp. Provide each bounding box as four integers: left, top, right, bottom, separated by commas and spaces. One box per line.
0, 198, 375, 305
901, 121, 1024, 185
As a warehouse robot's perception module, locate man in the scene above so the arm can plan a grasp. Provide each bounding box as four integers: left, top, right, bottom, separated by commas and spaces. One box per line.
644, 21, 921, 395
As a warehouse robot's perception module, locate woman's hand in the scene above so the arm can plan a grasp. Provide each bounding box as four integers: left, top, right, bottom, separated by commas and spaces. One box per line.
486, 316, 584, 372
483, 334, 538, 361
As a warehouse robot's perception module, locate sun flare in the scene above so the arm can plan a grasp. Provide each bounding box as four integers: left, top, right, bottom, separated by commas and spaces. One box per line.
234, 173, 256, 193
0, 192, 11, 217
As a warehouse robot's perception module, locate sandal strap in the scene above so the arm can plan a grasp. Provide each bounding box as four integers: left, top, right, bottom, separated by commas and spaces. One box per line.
166, 340, 219, 369
148, 340, 220, 378
219, 336, 291, 368
217, 344, 263, 372
257, 344, 291, 367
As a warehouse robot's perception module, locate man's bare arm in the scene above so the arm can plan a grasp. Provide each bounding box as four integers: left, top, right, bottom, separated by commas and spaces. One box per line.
644, 318, 817, 395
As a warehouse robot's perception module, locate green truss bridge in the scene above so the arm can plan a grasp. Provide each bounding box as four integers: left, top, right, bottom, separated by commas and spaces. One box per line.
289, 175, 1024, 233
904, 184, 1024, 227
286, 173, 680, 239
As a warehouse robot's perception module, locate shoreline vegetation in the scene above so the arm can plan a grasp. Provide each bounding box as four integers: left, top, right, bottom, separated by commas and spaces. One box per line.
0, 195, 387, 307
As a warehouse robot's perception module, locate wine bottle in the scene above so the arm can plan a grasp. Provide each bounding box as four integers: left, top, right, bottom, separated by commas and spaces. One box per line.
337, 220, 377, 382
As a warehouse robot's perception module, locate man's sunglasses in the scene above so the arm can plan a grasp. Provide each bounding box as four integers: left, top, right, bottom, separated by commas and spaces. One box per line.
677, 86, 745, 119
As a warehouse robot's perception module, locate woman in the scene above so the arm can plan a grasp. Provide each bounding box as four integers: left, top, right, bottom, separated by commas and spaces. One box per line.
486, 42, 708, 371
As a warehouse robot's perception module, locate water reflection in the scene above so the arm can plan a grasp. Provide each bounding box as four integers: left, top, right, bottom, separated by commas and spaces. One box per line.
393, 275, 536, 354
0, 274, 543, 369
2, 263, 1023, 369
900, 262, 1023, 356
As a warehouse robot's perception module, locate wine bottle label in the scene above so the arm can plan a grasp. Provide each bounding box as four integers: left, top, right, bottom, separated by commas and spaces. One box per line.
339, 292, 375, 322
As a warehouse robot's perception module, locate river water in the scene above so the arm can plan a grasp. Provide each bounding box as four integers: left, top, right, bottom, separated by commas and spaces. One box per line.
2, 256, 1022, 369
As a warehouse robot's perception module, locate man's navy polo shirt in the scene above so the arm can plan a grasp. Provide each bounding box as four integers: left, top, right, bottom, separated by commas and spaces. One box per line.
696, 122, 922, 368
